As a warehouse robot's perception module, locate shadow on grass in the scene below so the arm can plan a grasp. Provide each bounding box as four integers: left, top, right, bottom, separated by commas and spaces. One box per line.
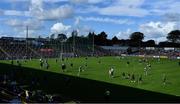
0, 63, 180, 103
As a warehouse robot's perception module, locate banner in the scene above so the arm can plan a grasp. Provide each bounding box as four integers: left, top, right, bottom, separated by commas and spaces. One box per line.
160, 56, 168, 58
40, 48, 54, 52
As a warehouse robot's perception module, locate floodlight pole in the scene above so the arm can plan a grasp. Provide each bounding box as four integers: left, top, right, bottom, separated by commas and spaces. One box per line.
61, 40, 63, 61
73, 30, 76, 57
92, 32, 95, 56
26, 26, 28, 59
139, 41, 140, 56
26, 26, 28, 39
58, 39, 61, 61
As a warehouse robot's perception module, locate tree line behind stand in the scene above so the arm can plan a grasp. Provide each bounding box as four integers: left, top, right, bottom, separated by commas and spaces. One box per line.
49, 30, 180, 47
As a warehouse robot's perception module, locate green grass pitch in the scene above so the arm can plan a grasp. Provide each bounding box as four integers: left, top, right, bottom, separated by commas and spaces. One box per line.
0, 56, 180, 97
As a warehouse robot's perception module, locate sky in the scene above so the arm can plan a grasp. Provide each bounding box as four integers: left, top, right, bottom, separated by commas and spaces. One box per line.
0, 0, 180, 43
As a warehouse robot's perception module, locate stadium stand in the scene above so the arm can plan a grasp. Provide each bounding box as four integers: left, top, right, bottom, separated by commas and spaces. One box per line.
0, 37, 112, 59
0, 37, 180, 60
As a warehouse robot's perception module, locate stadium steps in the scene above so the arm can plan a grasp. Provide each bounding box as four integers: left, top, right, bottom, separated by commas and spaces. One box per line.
0, 46, 11, 58
0, 84, 36, 103
27, 46, 41, 58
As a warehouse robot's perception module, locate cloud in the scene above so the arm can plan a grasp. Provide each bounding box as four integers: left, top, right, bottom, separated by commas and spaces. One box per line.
139, 21, 178, 42
88, 0, 104, 4
74, 0, 149, 17
163, 13, 180, 22
75, 5, 99, 14
149, 0, 180, 15
75, 0, 149, 17
115, 20, 180, 42
77, 25, 93, 36
4, 18, 44, 37
1, 0, 74, 20
78, 16, 133, 25
115, 0, 145, 8
70, 0, 87, 4
2, 0, 27, 2
29, 0, 73, 21
115, 29, 132, 39
0, 0, 27, 2
44, 0, 68, 3
40, 5, 73, 20
73, 17, 93, 36
5, 19, 23, 27
16, 29, 41, 38
0, 9, 4, 15
99, 5, 148, 17
1, 0, 73, 20
2, 0, 180, 19
3, 10, 29, 16
70, 0, 104, 4
1, 0, 180, 40
75, 0, 180, 18
29, 0, 44, 18
5, 19, 43, 30
74, 17, 80, 26
1, 0, 68, 3
51, 22, 71, 34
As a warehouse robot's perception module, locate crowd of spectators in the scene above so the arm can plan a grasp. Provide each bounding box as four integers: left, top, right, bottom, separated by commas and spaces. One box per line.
0, 38, 180, 60
0, 68, 76, 103
139, 48, 180, 58
0, 38, 112, 60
